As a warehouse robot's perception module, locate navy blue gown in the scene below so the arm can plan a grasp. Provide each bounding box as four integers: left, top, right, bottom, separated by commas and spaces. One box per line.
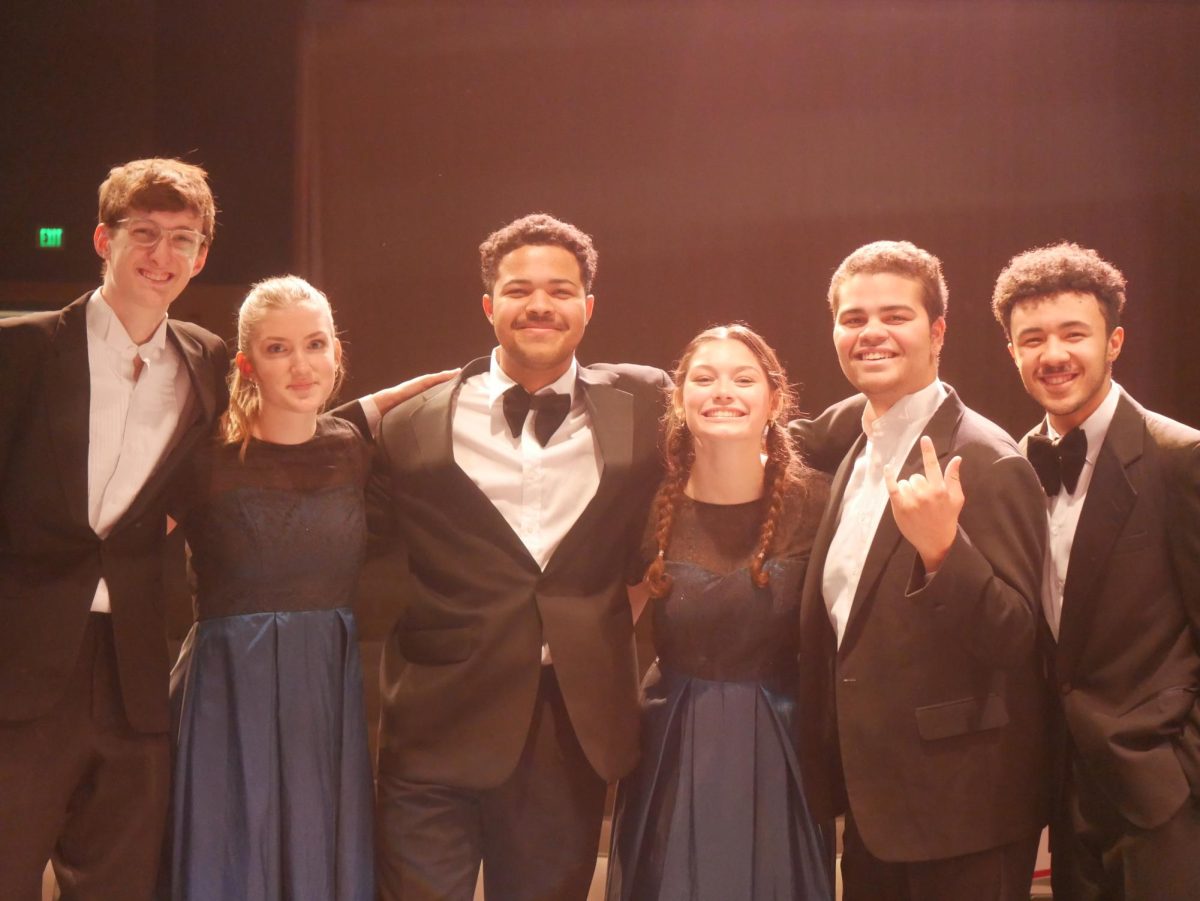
607, 486, 833, 901
162, 416, 374, 901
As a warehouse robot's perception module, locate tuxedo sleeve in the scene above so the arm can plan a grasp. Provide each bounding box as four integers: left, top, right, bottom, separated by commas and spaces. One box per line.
789, 395, 866, 475
1165, 437, 1200, 639
906, 451, 1046, 669
1164, 436, 1200, 788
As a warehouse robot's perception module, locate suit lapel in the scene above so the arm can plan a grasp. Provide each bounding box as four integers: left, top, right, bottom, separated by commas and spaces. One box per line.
839, 389, 964, 651
578, 367, 633, 474
544, 367, 634, 569
45, 297, 92, 527
801, 430, 865, 650
407, 359, 538, 568
1056, 393, 1141, 670
113, 321, 223, 529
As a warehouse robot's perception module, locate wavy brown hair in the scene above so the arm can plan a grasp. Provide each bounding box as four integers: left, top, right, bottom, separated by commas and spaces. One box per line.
644, 324, 809, 598
222, 275, 344, 460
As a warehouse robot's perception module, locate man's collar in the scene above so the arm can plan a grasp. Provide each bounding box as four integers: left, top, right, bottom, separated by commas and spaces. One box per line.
1045, 380, 1121, 463
485, 348, 578, 407
88, 289, 169, 361
862, 378, 947, 439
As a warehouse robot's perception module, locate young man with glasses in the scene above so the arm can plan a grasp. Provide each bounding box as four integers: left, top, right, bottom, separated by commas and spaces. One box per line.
0, 158, 229, 899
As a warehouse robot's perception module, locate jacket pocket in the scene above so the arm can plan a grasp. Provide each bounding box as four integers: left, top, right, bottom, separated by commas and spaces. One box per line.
915, 693, 1009, 741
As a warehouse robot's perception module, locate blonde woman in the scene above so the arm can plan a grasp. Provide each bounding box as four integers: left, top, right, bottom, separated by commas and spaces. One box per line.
162, 276, 450, 901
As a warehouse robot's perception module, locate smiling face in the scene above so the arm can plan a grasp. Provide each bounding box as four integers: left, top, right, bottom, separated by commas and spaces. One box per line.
482, 244, 594, 391
680, 338, 776, 449
832, 271, 945, 416
1008, 290, 1123, 433
93, 207, 208, 320
240, 302, 342, 421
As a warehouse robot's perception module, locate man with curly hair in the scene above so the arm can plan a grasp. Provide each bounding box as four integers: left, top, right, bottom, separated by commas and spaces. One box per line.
357, 213, 670, 900
993, 241, 1200, 899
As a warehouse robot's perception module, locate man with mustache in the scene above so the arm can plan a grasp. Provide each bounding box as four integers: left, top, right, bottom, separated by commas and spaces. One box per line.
992, 242, 1200, 900
353, 214, 669, 900
794, 240, 1049, 900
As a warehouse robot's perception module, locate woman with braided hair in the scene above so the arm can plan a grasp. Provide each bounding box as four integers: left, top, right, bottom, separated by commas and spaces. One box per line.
606, 324, 833, 901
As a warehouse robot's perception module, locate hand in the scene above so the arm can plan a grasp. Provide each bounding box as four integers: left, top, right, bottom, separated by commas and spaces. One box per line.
883, 435, 964, 574
371, 368, 460, 415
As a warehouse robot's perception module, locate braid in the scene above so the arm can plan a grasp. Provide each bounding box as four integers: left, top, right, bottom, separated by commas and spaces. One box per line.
749, 420, 803, 587
644, 420, 693, 598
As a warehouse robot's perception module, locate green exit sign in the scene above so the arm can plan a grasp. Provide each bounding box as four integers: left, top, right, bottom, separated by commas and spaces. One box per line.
39, 227, 64, 249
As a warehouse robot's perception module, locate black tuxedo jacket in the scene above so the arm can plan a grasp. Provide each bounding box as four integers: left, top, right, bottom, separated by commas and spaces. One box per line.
794, 388, 1051, 862
359, 358, 669, 789
0, 293, 228, 733
1025, 389, 1200, 830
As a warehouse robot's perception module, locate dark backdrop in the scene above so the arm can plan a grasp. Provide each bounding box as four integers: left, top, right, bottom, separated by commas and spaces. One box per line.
296, 0, 1200, 438
4, 0, 1197, 436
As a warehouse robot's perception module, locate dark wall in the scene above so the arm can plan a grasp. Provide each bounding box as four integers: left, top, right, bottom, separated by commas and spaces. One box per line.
1, 0, 300, 292
300, 0, 1200, 437
4, 0, 1198, 438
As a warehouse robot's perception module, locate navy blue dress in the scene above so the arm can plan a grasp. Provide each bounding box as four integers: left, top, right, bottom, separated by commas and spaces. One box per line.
162, 417, 374, 901
607, 487, 833, 901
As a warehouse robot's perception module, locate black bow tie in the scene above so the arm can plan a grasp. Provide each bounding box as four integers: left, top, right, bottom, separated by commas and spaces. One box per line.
1027, 428, 1087, 496
502, 385, 571, 446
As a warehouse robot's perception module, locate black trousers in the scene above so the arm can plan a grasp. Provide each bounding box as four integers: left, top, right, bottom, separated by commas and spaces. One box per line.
0, 615, 170, 901
841, 810, 1041, 901
1051, 750, 1200, 901
375, 667, 608, 901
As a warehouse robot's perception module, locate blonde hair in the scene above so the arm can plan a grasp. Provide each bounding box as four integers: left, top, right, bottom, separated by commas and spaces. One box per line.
222, 275, 344, 458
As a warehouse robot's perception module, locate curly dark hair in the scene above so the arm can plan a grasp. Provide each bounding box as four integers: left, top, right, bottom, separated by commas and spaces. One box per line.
828, 240, 948, 321
991, 242, 1126, 338
643, 324, 811, 599
479, 213, 598, 293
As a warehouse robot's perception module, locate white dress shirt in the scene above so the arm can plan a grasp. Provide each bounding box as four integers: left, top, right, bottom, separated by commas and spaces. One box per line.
1040, 380, 1121, 639
823, 380, 949, 646
452, 352, 603, 664
452, 351, 603, 570
86, 290, 192, 612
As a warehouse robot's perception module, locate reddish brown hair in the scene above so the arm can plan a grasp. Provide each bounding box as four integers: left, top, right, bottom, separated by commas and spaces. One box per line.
98, 157, 217, 243
644, 323, 809, 598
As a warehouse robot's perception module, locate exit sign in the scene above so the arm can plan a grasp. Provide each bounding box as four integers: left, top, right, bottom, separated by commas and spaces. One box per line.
39, 227, 63, 249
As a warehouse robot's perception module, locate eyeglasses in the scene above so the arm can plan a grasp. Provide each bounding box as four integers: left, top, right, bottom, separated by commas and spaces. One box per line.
116, 217, 208, 258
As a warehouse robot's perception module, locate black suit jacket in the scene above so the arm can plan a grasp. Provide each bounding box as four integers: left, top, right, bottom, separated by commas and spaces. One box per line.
359, 358, 669, 789
794, 388, 1051, 862
1026, 389, 1200, 830
0, 293, 228, 732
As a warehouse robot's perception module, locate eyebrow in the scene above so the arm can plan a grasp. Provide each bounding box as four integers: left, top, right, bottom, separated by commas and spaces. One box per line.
499, 278, 580, 289
838, 304, 917, 318
690, 364, 762, 375
1014, 319, 1092, 339
261, 331, 329, 342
